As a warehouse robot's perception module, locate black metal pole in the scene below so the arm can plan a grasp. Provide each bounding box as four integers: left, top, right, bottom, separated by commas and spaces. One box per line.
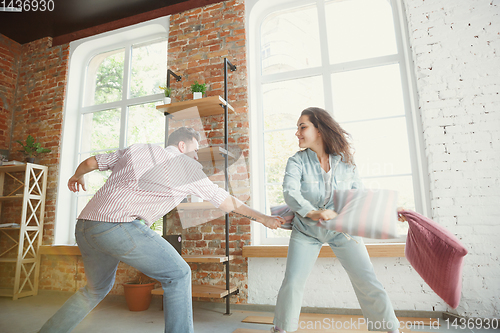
223, 58, 236, 315
163, 113, 170, 239
224, 58, 230, 315
163, 69, 180, 241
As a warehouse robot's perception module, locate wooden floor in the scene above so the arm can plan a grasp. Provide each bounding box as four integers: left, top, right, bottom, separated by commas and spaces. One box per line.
232, 313, 442, 333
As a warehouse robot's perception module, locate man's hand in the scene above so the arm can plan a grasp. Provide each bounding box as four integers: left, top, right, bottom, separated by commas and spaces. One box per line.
261, 215, 286, 230
220, 196, 286, 229
307, 209, 338, 221
397, 207, 407, 222
68, 175, 86, 192
67, 157, 98, 193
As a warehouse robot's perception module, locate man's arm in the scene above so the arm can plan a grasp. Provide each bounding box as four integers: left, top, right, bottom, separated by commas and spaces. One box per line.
218, 195, 285, 229
68, 156, 99, 192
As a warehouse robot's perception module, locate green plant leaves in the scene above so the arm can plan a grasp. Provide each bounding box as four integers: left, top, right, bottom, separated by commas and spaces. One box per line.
190, 81, 206, 93
16, 135, 51, 157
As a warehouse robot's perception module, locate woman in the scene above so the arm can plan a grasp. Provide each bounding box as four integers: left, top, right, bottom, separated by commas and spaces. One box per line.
272, 107, 400, 333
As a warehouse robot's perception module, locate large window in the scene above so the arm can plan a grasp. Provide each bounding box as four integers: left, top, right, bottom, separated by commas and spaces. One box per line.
248, 0, 429, 244
55, 18, 170, 244
76, 41, 167, 217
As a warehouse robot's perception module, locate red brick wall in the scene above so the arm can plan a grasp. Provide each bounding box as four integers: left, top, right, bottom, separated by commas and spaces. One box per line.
1, 0, 252, 303
0, 35, 71, 291
0, 34, 20, 151
39, 255, 152, 295
9, 37, 70, 243
167, 0, 250, 304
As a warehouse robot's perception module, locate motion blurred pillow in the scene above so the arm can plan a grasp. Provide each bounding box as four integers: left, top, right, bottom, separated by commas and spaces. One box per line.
317, 189, 399, 239
399, 210, 468, 309
270, 204, 294, 230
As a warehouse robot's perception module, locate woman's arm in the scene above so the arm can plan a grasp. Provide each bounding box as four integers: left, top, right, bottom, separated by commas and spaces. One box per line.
306, 209, 337, 221
282, 154, 318, 218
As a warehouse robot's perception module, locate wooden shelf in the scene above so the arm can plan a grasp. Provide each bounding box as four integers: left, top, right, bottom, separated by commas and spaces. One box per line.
197, 146, 235, 162
0, 258, 18, 262
182, 255, 234, 263
151, 284, 238, 298
0, 195, 23, 201
0, 226, 39, 231
0, 163, 48, 300
0, 164, 27, 172
0, 288, 33, 299
0, 288, 14, 297
0, 226, 21, 231
156, 96, 234, 120
0, 257, 37, 263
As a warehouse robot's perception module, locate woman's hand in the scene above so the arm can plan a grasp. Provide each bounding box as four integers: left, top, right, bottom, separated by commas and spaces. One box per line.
261, 216, 286, 229
306, 209, 338, 221
68, 175, 86, 192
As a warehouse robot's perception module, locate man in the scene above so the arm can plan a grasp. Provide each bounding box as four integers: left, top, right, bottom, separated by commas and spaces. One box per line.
40, 127, 284, 333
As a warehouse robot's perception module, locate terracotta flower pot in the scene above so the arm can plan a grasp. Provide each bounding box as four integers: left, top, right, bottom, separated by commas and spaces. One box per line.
123, 282, 155, 311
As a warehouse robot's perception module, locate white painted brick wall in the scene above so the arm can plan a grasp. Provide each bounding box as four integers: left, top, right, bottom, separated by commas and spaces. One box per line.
248, 0, 500, 319
405, 0, 500, 318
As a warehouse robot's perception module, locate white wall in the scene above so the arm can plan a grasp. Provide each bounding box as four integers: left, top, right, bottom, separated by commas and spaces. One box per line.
248, 0, 500, 318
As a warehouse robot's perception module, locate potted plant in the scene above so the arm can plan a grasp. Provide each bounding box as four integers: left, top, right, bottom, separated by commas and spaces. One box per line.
16, 135, 51, 163
191, 81, 206, 99
159, 85, 172, 104
123, 272, 156, 311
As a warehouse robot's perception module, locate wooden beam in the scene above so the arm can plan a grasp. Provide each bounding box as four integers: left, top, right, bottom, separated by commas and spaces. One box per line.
52, 0, 226, 46
242, 243, 406, 258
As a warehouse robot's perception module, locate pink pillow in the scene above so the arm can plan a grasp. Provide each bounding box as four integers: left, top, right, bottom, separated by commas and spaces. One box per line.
318, 189, 400, 239
400, 210, 468, 309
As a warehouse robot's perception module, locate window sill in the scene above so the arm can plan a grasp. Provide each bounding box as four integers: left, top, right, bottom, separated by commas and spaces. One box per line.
242, 243, 405, 258
40, 245, 81, 256
40, 244, 406, 258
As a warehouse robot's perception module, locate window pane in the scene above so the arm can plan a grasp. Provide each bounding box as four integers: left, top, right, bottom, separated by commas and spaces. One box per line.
265, 183, 285, 209
81, 109, 121, 152
76, 152, 112, 220
262, 76, 324, 131
331, 64, 405, 122
264, 129, 299, 184
127, 101, 165, 146
130, 40, 167, 99
77, 195, 92, 217
261, 4, 321, 75
78, 152, 113, 193
265, 184, 292, 239
266, 225, 292, 239
341, 117, 412, 177
362, 175, 415, 211
85, 49, 125, 106
326, 0, 398, 64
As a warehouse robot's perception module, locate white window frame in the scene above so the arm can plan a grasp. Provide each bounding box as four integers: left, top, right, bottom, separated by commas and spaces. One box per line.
54, 17, 170, 245
246, 0, 431, 245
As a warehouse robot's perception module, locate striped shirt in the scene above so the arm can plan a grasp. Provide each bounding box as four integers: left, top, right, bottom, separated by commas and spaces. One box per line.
78, 144, 229, 227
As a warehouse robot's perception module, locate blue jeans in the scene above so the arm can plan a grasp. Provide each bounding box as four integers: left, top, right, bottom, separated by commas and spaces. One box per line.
274, 226, 399, 332
40, 219, 193, 333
